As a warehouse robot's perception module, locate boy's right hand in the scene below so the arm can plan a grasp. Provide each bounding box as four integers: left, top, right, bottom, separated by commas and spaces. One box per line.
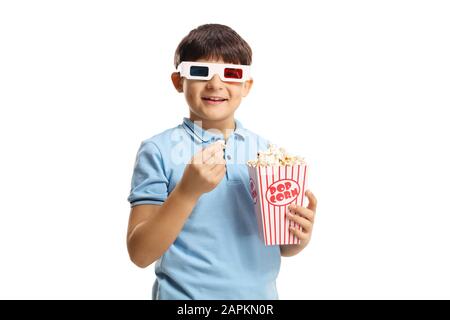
178, 141, 227, 199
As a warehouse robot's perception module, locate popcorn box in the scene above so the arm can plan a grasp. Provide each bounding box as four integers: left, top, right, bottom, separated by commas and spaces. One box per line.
247, 164, 308, 245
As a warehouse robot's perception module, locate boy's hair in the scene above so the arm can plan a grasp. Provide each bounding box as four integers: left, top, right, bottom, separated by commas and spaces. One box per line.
174, 24, 252, 68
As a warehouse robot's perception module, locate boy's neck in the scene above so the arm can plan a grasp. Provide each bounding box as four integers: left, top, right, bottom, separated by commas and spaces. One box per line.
189, 114, 236, 141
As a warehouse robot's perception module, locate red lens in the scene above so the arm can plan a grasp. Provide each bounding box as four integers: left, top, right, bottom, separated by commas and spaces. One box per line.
224, 68, 243, 79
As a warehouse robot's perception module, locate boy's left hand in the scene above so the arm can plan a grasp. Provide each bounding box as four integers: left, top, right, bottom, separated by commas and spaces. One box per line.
285, 190, 317, 252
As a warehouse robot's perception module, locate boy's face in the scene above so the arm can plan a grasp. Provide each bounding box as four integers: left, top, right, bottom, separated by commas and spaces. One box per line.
171, 58, 253, 125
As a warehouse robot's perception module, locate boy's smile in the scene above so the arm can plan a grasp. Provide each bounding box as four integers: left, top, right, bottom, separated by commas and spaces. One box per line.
201, 95, 228, 105
172, 58, 253, 137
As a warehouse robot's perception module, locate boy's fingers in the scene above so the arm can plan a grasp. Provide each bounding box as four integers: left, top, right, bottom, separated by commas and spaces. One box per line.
288, 205, 314, 222
289, 226, 308, 241
190, 142, 223, 165
305, 190, 317, 212
204, 149, 225, 165
286, 213, 312, 232
202, 142, 225, 163
210, 163, 226, 177
210, 158, 227, 172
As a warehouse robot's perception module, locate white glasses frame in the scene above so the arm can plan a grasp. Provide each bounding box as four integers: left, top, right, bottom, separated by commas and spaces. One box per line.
177, 61, 251, 83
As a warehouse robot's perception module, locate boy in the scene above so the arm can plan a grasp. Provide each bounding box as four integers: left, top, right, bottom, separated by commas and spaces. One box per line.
127, 24, 317, 299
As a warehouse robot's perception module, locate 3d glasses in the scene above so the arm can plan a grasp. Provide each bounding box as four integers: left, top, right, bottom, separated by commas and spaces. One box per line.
177, 61, 251, 83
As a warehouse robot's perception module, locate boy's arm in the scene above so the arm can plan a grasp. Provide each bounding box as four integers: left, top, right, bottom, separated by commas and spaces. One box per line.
127, 184, 200, 268
127, 142, 226, 268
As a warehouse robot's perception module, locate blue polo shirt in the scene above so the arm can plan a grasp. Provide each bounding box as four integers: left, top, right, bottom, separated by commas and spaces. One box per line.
128, 117, 281, 299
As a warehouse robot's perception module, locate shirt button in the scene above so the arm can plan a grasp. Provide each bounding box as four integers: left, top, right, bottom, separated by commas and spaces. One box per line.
227, 155, 232, 160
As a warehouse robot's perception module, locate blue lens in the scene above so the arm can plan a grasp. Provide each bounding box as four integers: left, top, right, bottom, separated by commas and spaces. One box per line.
190, 66, 209, 77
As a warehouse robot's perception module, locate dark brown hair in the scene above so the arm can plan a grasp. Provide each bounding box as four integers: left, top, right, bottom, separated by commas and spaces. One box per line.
174, 24, 252, 68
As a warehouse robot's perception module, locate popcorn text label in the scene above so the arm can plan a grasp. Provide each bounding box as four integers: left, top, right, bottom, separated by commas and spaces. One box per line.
265, 179, 300, 206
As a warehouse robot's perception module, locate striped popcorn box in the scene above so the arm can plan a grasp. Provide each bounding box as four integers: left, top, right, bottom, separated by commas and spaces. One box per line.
247, 164, 308, 246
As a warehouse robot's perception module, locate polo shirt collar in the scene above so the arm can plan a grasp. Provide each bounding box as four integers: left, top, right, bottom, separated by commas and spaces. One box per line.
182, 117, 246, 143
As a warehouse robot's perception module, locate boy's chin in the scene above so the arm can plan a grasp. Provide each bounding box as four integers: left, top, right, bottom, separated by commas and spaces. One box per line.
193, 110, 234, 122
190, 104, 239, 122
203, 112, 233, 121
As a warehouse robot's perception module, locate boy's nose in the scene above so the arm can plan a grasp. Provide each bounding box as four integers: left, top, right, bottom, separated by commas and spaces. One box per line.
206, 74, 224, 90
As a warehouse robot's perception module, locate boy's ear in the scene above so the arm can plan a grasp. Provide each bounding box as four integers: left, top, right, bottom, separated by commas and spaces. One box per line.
171, 72, 184, 93
241, 78, 254, 97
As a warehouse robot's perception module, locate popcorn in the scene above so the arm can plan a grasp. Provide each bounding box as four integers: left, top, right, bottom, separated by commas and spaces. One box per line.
216, 139, 226, 149
247, 144, 308, 246
247, 144, 305, 167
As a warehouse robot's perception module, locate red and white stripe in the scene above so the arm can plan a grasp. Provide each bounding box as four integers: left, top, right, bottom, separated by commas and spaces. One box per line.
250, 164, 308, 246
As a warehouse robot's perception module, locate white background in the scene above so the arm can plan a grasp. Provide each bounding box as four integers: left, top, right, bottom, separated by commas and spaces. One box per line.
1, 0, 449, 299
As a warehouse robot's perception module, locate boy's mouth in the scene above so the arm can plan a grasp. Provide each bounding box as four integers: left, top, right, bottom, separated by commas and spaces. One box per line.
201, 96, 228, 105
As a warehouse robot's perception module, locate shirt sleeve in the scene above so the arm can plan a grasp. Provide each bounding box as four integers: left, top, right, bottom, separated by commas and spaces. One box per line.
127, 140, 169, 207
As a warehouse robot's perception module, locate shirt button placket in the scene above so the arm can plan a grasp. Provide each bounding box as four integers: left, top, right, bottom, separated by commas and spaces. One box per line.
224, 137, 240, 182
